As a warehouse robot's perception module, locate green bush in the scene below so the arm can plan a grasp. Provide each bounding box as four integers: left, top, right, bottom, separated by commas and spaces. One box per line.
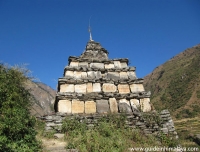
0, 64, 41, 151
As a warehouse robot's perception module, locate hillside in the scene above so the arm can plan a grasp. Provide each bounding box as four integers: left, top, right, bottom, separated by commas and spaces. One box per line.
143, 44, 200, 119
25, 80, 56, 116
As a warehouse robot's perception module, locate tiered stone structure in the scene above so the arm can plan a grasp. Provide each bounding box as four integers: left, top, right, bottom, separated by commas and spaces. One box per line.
54, 40, 152, 114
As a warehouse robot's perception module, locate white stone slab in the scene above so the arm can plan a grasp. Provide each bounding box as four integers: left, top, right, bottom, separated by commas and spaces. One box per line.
74, 71, 82, 79
79, 62, 88, 67
65, 71, 74, 77
90, 63, 104, 69
118, 84, 130, 94
130, 84, 145, 92
85, 100, 96, 114
128, 71, 137, 80
140, 98, 151, 112
102, 83, 117, 92
71, 100, 84, 114
130, 99, 140, 110
75, 84, 86, 93
58, 100, 71, 113
81, 72, 87, 79
70, 61, 79, 67
105, 63, 114, 69
93, 83, 101, 92
60, 84, 74, 92
114, 61, 121, 68
87, 71, 95, 79
109, 98, 118, 113
120, 62, 127, 68
119, 72, 128, 80
86, 83, 93, 93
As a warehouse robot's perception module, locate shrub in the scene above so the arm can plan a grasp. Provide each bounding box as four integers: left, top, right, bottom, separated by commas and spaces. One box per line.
0, 64, 41, 151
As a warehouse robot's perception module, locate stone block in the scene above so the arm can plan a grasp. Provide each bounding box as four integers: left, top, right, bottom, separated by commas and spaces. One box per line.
94, 71, 102, 79
71, 99, 84, 114
96, 100, 109, 113
79, 62, 88, 67
58, 100, 71, 113
87, 71, 95, 79
140, 98, 151, 112
114, 61, 121, 68
93, 83, 101, 92
65, 71, 74, 77
109, 98, 118, 113
130, 99, 140, 109
102, 83, 117, 92
107, 72, 120, 80
119, 99, 132, 113
120, 62, 127, 68
85, 100, 96, 114
81, 72, 87, 79
87, 83, 93, 93
118, 84, 130, 94
119, 72, 128, 80
70, 61, 79, 67
128, 71, 137, 80
60, 84, 74, 92
75, 84, 86, 93
130, 84, 144, 92
105, 63, 114, 69
90, 63, 104, 69
74, 71, 82, 79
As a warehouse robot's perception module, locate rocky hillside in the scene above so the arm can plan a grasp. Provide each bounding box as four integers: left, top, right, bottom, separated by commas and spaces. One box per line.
144, 44, 200, 119
25, 80, 56, 116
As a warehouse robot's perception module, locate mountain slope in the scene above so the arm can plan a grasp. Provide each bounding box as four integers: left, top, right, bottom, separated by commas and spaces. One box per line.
143, 44, 200, 119
25, 80, 56, 116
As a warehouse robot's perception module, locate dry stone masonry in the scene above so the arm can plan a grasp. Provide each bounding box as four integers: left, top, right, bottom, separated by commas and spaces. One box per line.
54, 40, 152, 114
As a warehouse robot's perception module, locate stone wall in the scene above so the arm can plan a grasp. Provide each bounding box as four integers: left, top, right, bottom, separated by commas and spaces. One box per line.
40, 109, 177, 138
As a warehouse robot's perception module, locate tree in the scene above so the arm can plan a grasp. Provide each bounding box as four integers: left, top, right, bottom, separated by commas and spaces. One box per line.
0, 64, 41, 151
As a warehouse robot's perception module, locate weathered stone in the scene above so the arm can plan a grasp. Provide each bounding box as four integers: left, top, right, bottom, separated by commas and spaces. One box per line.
85, 100, 96, 114
119, 72, 128, 80
119, 99, 132, 113
81, 72, 87, 78
60, 84, 74, 92
71, 100, 84, 113
87, 71, 95, 79
74, 71, 82, 79
75, 84, 86, 93
86, 83, 93, 93
70, 61, 79, 67
54, 133, 65, 139
130, 99, 140, 109
140, 98, 151, 112
94, 71, 102, 79
79, 62, 88, 67
120, 62, 127, 68
65, 70, 74, 77
102, 83, 117, 92
58, 100, 71, 113
105, 63, 114, 69
118, 84, 130, 94
96, 100, 109, 113
90, 63, 104, 69
130, 84, 144, 92
107, 72, 120, 80
128, 71, 137, 80
109, 98, 118, 113
93, 83, 101, 92
114, 61, 121, 68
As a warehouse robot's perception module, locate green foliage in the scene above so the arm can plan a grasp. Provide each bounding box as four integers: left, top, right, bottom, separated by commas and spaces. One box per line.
62, 114, 177, 152
0, 64, 41, 151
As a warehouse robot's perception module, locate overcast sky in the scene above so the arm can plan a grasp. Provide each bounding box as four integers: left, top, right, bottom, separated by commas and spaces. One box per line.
1, 0, 200, 89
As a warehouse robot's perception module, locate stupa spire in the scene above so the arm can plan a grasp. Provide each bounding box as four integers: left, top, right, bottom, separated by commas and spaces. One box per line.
88, 16, 93, 41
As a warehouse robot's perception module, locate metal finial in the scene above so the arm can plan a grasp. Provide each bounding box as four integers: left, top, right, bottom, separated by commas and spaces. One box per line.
89, 16, 93, 41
